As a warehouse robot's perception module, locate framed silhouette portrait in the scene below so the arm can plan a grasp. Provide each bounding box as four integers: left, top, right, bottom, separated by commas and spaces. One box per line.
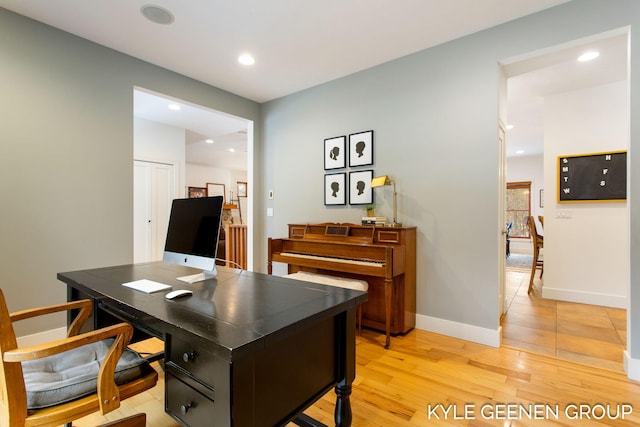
324, 135, 346, 170
324, 173, 346, 205
349, 170, 374, 205
348, 130, 373, 167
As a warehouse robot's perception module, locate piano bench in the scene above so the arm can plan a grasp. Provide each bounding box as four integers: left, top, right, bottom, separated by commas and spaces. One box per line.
284, 271, 368, 335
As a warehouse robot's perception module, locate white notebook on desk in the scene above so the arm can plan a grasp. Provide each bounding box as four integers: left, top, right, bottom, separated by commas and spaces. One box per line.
122, 279, 172, 294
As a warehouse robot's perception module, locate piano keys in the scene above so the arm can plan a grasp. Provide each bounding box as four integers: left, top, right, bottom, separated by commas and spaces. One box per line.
268, 223, 416, 348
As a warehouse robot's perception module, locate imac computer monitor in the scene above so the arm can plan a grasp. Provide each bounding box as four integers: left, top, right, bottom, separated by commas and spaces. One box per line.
163, 196, 224, 283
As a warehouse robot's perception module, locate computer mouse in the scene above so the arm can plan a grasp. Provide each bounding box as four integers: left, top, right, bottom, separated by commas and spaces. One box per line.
165, 289, 193, 300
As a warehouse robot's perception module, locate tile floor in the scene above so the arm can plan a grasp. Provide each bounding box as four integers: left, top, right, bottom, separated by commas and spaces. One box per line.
501, 267, 627, 372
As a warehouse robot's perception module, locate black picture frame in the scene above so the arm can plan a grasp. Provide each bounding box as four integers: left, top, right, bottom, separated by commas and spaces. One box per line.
324, 173, 346, 205
348, 130, 374, 167
349, 170, 374, 205
324, 135, 346, 170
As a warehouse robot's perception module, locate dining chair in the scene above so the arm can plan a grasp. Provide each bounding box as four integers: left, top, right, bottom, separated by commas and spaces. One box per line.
505, 221, 513, 258
0, 288, 158, 427
527, 216, 544, 293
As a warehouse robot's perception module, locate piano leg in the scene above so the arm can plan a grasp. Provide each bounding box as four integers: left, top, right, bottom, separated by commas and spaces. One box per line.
384, 278, 392, 349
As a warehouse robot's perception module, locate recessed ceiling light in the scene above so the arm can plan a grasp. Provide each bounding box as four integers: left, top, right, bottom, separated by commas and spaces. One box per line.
167, 103, 181, 111
238, 54, 255, 66
506, 124, 515, 130
516, 150, 525, 155
578, 51, 600, 62
140, 5, 175, 25
228, 148, 236, 153
206, 139, 214, 144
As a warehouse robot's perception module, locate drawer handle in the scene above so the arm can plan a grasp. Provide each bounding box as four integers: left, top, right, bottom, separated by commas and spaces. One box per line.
182, 351, 197, 362
181, 402, 194, 414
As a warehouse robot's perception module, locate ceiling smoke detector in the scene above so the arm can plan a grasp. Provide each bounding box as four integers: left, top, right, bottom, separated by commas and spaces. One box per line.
141, 5, 175, 25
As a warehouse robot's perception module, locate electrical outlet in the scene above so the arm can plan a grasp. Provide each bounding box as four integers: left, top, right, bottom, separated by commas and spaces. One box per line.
556, 209, 573, 219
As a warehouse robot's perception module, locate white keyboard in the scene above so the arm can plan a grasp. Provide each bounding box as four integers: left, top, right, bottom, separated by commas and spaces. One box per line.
280, 252, 384, 268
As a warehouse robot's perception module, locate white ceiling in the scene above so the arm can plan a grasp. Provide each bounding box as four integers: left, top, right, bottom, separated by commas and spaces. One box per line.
134, 88, 249, 170
3, 0, 626, 163
504, 31, 628, 157
0, 0, 570, 103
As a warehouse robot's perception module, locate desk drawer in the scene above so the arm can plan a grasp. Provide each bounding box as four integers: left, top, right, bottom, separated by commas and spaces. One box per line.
167, 334, 216, 388
166, 372, 216, 427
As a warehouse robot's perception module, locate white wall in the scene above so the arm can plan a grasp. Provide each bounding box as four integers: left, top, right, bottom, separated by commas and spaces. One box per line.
134, 117, 185, 197
186, 164, 247, 203
543, 81, 628, 307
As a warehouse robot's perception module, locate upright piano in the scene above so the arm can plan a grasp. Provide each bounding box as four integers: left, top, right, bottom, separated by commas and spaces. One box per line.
268, 223, 416, 348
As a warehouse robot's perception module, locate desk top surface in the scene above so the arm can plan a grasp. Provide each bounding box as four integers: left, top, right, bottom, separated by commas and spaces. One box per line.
58, 262, 367, 359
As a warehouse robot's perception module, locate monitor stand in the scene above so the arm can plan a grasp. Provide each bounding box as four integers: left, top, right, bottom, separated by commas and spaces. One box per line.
176, 267, 217, 284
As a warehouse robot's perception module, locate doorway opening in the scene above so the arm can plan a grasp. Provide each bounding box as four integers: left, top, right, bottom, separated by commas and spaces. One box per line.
499, 29, 629, 371
133, 87, 253, 270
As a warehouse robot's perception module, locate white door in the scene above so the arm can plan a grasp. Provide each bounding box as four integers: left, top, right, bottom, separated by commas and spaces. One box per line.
498, 66, 508, 316
498, 124, 507, 314
134, 160, 175, 263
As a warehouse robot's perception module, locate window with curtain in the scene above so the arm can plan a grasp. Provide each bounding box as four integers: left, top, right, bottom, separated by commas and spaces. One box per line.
506, 181, 531, 238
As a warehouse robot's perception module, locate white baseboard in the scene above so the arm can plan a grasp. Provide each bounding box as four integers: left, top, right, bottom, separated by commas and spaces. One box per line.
416, 314, 501, 348
509, 241, 533, 255
17, 327, 66, 347
624, 350, 640, 381
542, 287, 626, 309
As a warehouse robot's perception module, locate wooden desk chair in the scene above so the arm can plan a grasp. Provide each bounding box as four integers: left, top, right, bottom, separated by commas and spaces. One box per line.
0, 289, 158, 427
527, 216, 544, 294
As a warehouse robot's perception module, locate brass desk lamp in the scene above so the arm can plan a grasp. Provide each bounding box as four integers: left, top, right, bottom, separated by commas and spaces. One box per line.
371, 175, 401, 227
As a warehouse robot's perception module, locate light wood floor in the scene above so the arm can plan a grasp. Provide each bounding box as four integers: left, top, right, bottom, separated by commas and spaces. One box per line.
71, 264, 631, 426
502, 267, 627, 372
72, 324, 640, 427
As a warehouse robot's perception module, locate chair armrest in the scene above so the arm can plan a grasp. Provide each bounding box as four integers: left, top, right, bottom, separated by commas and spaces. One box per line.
10, 299, 93, 337
4, 322, 134, 414
4, 322, 132, 361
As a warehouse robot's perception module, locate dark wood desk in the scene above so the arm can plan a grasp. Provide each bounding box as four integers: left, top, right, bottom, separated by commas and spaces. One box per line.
58, 262, 367, 427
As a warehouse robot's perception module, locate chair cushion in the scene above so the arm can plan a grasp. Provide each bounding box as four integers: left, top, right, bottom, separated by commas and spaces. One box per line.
22, 338, 154, 409
285, 271, 368, 292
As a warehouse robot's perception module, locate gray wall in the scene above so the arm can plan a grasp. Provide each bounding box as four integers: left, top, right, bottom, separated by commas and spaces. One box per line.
0, 8, 260, 335
262, 0, 640, 361
3, 0, 640, 375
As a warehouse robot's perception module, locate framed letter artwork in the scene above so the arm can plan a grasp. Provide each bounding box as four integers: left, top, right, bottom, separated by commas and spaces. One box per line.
349, 170, 373, 205
558, 151, 627, 202
324, 173, 346, 205
348, 130, 373, 167
324, 136, 346, 170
